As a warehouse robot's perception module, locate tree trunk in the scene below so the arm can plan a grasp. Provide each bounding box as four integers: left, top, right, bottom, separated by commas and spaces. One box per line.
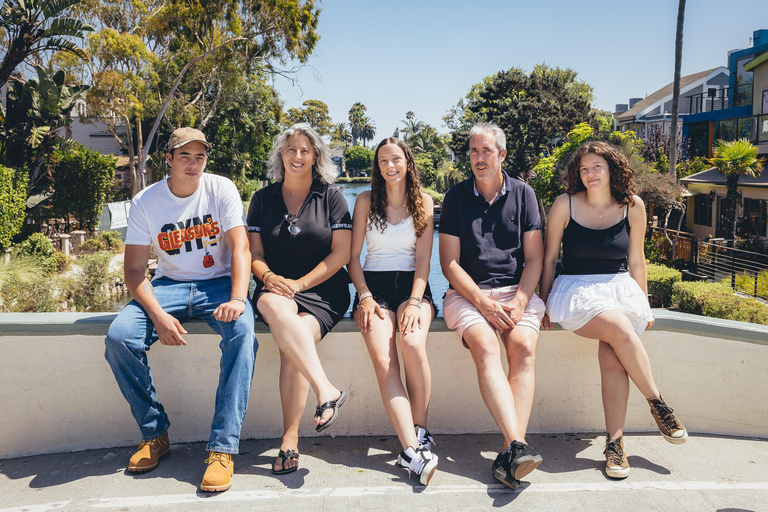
668, 0, 686, 177
725, 174, 740, 242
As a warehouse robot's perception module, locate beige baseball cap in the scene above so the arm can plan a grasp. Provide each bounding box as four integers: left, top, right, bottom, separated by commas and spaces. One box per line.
167, 127, 212, 151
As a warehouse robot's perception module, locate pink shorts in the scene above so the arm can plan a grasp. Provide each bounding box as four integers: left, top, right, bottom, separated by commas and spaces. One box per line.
443, 285, 546, 344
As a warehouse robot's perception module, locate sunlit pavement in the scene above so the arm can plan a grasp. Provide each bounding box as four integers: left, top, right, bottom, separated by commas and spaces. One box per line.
1, 433, 767, 511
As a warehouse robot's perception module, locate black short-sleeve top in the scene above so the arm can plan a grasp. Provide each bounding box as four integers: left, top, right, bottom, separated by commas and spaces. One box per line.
438, 172, 541, 288
246, 180, 353, 287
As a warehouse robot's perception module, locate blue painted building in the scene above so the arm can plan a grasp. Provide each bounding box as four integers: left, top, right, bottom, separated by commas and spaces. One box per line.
683, 29, 768, 158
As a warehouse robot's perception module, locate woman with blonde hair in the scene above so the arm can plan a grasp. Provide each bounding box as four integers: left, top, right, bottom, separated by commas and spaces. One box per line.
247, 123, 352, 475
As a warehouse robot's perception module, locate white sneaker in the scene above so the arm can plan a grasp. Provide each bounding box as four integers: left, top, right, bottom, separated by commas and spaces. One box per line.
415, 425, 436, 455
397, 446, 438, 485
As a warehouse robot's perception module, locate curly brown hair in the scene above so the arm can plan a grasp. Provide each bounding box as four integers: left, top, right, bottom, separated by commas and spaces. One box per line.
369, 138, 428, 237
563, 140, 637, 205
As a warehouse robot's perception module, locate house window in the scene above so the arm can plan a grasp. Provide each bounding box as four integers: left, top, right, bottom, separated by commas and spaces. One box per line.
693, 195, 713, 226
715, 119, 737, 142
741, 198, 768, 237
688, 122, 709, 157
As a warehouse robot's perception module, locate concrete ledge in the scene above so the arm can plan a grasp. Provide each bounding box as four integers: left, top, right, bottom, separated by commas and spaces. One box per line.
1, 311, 767, 459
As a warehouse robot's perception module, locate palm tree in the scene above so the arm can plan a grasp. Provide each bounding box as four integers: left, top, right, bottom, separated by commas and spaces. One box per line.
331, 122, 351, 148
348, 102, 366, 145
710, 139, 766, 241
668, 0, 686, 176
360, 116, 376, 148
0, 0, 93, 88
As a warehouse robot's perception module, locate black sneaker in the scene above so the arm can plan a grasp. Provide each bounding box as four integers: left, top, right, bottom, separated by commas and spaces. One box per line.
397, 447, 438, 485
508, 440, 543, 480
492, 450, 520, 490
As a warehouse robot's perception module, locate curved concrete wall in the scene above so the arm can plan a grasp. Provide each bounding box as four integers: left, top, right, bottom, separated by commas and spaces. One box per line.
1, 311, 766, 459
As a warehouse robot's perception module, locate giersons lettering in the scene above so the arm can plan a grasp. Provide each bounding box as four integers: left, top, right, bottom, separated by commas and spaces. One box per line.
157, 217, 220, 253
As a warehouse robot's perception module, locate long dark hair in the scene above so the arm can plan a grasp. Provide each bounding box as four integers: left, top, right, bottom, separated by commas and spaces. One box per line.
564, 141, 637, 205
369, 138, 428, 237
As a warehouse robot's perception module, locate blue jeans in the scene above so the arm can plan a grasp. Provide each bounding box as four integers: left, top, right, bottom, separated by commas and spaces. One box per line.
104, 276, 258, 454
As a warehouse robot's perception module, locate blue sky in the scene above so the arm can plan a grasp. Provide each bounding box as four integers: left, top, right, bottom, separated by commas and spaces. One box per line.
275, 0, 768, 141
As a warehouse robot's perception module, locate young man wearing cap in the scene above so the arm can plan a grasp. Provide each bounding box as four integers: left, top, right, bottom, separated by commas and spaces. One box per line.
104, 127, 257, 492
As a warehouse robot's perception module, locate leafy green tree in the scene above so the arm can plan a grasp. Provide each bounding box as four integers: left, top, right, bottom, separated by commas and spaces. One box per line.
71, 0, 321, 196
531, 123, 596, 207
344, 145, 372, 175
445, 64, 592, 179
710, 139, 765, 241
589, 108, 614, 134
414, 153, 436, 187
360, 115, 376, 148
331, 122, 351, 148
0, 164, 28, 249
49, 144, 116, 230
284, 99, 332, 135
0, 0, 93, 88
0, 66, 89, 194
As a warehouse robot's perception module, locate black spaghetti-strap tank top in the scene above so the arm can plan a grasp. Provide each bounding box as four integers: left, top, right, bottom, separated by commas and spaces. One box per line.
560, 195, 630, 275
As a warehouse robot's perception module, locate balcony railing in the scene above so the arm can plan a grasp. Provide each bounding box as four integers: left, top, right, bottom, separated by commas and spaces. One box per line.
688, 84, 753, 114
713, 114, 768, 145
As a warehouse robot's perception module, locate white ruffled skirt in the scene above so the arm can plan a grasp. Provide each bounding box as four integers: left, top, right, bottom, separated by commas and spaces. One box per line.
546, 272, 653, 334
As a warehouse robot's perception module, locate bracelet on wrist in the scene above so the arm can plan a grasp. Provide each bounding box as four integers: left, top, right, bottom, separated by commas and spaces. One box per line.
230, 297, 247, 305
358, 291, 373, 302
261, 270, 274, 282
264, 273, 276, 286
406, 301, 421, 309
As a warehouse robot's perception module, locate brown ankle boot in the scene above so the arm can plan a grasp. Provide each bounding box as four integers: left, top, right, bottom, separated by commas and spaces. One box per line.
201, 451, 234, 492
128, 432, 170, 472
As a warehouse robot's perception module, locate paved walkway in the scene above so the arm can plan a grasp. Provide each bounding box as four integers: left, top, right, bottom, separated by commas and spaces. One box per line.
1, 433, 767, 511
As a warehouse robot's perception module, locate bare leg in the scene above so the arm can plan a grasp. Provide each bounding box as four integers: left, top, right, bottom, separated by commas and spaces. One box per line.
598, 341, 630, 440
273, 313, 326, 473
357, 308, 420, 451
463, 323, 524, 447
500, 325, 538, 438
399, 302, 434, 428
257, 293, 341, 426
574, 310, 660, 400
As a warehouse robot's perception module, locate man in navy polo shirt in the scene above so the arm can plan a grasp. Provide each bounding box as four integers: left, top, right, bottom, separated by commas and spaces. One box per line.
439, 122, 545, 490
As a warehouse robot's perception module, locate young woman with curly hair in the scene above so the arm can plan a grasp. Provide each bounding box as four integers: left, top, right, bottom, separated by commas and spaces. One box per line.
348, 137, 438, 485
539, 140, 687, 480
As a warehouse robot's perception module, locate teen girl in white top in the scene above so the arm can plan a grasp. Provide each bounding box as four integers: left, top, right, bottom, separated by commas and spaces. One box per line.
348, 137, 438, 485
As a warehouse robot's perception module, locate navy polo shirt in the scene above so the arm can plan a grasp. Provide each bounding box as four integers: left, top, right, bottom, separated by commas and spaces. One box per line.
439, 172, 541, 288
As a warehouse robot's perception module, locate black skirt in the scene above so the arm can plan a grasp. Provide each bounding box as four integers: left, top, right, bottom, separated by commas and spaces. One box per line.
352, 270, 437, 316
254, 278, 350, 339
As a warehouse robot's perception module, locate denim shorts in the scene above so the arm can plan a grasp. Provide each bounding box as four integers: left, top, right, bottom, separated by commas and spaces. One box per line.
353, 270, 437, 315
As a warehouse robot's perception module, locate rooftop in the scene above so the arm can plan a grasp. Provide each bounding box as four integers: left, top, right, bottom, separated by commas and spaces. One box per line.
681, 164, 768, 188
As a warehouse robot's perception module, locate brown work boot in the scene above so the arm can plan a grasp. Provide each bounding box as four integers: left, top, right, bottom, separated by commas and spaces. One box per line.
201, 451, 234, 492
604, 435, 630, 479
648, 395, 688, 444
127, 432, 170, 472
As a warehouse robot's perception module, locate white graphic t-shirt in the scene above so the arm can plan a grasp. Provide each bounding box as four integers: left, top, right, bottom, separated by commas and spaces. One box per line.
126, 173, 246, 281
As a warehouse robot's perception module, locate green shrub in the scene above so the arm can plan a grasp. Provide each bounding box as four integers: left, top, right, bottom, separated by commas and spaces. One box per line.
422, 187, 444, 205
12, 232, 56, 274
0, 255, 56, 312
0, 165, 29, 249
646, 264, 681, 307
731, 269, 768, 299
97, 230, 123, 253
60, 251, 112, 310
51, 252, 70, 272
644, 234, 665, 263
79, 237, 107, 254
671, 281, 768, 325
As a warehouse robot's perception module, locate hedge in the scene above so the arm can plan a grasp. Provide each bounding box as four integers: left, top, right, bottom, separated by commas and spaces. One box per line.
671, 281, 768, 325
647, 263, 682, 307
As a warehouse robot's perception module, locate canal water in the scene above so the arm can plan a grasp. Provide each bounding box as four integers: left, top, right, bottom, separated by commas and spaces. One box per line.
108, 182, 450, 314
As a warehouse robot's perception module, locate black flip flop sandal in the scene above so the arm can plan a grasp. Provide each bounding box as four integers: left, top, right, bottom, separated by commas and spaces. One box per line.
314, 390, 347, 432
272, 449, 299, 475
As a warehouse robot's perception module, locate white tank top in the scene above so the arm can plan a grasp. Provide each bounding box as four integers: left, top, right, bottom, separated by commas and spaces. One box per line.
362, 215, 417, 271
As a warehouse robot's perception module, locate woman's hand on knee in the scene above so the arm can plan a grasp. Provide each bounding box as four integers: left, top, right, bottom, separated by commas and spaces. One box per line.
399, 303, 422, 334
356, 297, 384, 334
541, 313, 553, 330
265, 274, 295, 298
